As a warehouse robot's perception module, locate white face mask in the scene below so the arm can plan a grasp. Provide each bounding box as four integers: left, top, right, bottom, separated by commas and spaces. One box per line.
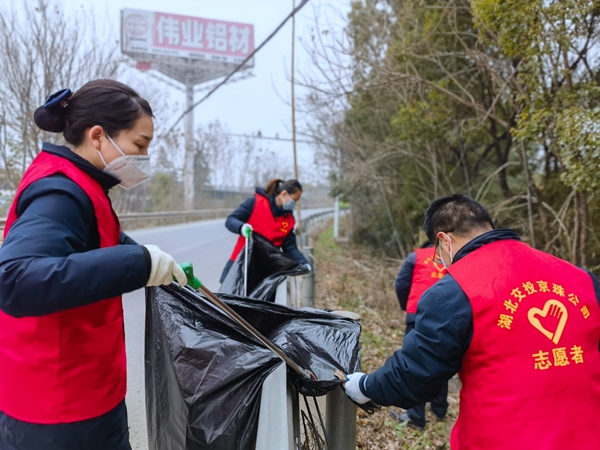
98, 135, 151, 190
438, 237, 454, 268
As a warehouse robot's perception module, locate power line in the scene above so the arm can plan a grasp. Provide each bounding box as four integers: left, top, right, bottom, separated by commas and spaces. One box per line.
224, 132, 316, 144
165, 0, 311, 136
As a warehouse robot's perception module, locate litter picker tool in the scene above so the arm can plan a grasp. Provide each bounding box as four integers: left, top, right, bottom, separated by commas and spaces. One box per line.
243, 227, 251, 296
177, 262, 316, 381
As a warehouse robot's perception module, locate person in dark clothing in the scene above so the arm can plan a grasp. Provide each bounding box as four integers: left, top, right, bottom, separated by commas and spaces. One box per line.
344, 195, 600, 449
219, 178, 309, 283
391, 241, 448, 429
0, 80, 187, 450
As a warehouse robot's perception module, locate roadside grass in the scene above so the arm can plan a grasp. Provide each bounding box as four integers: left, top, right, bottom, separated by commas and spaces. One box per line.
313, 225, 459, 449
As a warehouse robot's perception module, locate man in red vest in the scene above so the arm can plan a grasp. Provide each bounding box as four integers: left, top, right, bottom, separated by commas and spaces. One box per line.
392, 242, 447, 428
345, 194, 600, 449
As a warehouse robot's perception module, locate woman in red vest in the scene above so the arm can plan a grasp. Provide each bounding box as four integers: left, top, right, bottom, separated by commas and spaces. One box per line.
0, 80, 187, 450
220, 178, 309, 283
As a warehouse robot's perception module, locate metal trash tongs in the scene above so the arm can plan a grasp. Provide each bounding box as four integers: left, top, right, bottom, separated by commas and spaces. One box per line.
178, 262, 316, 381
243, 227, 251, 296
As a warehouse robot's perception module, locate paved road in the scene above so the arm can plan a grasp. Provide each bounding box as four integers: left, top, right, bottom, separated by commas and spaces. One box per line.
122, 209, 328, 449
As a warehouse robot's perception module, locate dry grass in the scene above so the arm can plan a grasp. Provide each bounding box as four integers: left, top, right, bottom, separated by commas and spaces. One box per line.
312, 225, 459, 449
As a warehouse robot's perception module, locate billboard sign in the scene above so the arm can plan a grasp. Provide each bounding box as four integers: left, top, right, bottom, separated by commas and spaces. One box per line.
122, 8, 254, 65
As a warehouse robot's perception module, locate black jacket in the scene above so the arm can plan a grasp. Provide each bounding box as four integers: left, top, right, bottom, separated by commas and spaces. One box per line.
0, 143, 150, 317
225, 187, 308, 265
395, 251, 416, 312
361, 229, 600, 407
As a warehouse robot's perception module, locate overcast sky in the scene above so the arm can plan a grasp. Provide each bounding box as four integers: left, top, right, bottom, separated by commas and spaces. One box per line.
56, 0, 351, 177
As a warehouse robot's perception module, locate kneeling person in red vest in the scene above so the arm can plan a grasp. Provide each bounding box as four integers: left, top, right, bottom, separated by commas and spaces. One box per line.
392, 241, 447, 429
220, 178, 310, 283
0, 81, 187, 450
344, 194, 600, 449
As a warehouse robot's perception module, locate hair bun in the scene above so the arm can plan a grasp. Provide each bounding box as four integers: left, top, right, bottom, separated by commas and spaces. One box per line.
33, 88, 72, 133
34, 106, 67, 132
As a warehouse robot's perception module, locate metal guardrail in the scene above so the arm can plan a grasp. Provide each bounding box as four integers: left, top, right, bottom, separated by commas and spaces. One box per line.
119, 209, 231, 221
118, 209, 232, 229
302, 209, 336, 230
301, 208, 349, 247
0, 205, 339, 235
0, 209, 232, 236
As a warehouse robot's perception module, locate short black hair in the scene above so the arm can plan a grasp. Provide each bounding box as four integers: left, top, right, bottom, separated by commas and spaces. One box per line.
423, 194, 494, 242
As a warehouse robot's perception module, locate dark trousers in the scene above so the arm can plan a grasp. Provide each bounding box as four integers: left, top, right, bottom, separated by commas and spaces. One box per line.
0, 400, 131, 450
406, 382, 448, 426
404, 321, 449, 426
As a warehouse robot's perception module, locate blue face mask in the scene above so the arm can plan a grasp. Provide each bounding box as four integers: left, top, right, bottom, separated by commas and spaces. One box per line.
282, 193, 296, 211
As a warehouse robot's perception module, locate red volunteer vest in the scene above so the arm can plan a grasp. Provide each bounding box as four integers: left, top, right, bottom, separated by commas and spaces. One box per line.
229, 194, 296, 261
447, 240, 600, 450
0, 151, 126, 424
406, 247, 447, 313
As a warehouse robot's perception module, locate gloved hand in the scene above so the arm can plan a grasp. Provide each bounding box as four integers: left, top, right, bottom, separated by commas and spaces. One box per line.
305, 263, 312, 272
343, 372, 371, 404
241, 223, 253, 237
144, 245, 187, 287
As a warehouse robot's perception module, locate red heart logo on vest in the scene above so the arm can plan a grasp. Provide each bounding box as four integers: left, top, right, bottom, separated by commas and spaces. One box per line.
527, 300, 568, 345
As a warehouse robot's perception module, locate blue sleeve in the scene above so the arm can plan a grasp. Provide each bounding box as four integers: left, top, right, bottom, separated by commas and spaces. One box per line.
225, 196, 256, 234
120, 231, 138, 245
0, 177, 149, 318
362, 275, 473, 407
395, 252, 416, 311
120, 231, 152, 269
281, 230, 309, 265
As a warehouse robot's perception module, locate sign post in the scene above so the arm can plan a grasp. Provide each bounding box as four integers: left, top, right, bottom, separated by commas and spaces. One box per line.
121, 8, 255, 209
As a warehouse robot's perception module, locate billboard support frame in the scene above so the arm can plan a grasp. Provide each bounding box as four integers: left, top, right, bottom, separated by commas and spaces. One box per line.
121, 8, 255, 209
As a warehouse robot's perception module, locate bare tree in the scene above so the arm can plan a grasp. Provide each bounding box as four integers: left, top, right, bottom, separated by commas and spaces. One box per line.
0, 0, 120, 190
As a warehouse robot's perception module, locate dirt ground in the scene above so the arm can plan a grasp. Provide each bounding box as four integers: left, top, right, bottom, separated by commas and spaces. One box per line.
312, 226, 459, 449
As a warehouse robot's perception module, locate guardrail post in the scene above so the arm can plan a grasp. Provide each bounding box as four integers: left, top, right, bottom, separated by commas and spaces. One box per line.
275, 280, 288, 306
301, 247, 315, 308
326, 386, 356, 450
256, 364, 295, 450
333, 198, 340, 238
326, 310, 360, 450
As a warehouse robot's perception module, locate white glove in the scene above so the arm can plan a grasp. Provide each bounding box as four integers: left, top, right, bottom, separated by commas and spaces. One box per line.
343, 372, 371, 404
144, 245, 187, 287
241, 223, 253, 237
305, 263, 312, 272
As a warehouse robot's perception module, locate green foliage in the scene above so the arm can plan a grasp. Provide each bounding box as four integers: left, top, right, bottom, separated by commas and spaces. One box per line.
472, 0, 543, 57
311, 0, 600, 269
474, 0, 600, 194
554, 102, 600, 191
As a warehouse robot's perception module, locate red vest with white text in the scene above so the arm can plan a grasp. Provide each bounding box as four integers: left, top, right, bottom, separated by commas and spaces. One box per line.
406, 247, 447, 313
447, 240, 600, 450
0, 151, 126, 424
229, 194, 296, 261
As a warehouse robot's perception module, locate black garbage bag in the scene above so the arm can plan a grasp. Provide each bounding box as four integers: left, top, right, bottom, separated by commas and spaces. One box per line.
145, 284, 361, 450
220, 232, 308, 301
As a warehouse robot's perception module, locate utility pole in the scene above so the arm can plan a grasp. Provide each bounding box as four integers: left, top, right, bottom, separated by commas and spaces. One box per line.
291, 0, 303, 237
333, 147, 342, 238
184, 76, 195, 210
122, 9, 254, 212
